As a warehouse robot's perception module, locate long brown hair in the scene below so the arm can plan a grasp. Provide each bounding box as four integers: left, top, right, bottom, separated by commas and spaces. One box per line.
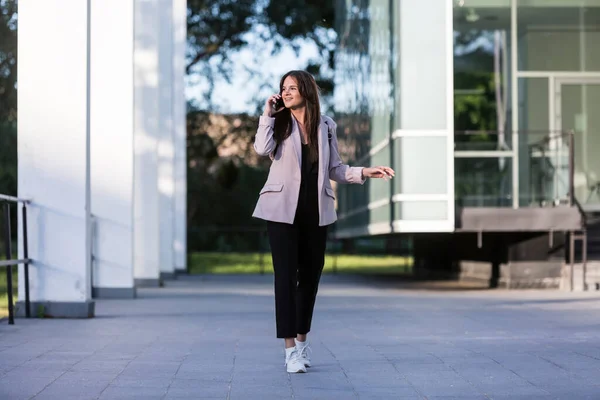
273, 70, 321, 162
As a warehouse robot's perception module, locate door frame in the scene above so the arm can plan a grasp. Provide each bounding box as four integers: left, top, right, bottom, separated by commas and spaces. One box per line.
553, 76, 600, 211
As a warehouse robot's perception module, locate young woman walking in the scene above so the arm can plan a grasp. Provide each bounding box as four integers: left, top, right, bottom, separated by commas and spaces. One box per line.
252, 70, 395, 373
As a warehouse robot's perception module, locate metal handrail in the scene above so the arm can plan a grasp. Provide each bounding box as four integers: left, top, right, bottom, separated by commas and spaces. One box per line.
0, 259, 30, 268
1, 196, 32, 325
0, 194, 30, 204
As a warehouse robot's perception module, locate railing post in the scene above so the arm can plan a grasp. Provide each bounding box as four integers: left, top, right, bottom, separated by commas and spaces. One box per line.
4, 203, 14, 325
582, 230, 588, 291
568, 130, 575, 207
22, 204, 31, 318
569, 231, 575, 292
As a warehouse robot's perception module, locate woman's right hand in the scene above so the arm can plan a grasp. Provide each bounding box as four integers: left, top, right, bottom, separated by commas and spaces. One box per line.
263, 94, 284, 117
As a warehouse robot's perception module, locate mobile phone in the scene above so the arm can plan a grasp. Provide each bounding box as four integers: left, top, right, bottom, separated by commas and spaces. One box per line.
274, 97, 284, 109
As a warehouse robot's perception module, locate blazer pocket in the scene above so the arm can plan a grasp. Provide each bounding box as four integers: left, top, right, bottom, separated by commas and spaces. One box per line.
325, 186, 336, 200
260, 183, 284, 195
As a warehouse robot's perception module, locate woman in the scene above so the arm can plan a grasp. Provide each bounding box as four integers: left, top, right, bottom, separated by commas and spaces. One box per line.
253, 70, 395, 373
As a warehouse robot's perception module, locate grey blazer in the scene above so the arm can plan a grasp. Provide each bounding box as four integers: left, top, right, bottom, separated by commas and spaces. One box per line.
252, 114, 365, 226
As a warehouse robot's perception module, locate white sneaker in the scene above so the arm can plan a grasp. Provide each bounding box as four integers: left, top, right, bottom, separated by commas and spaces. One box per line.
285, 347, 307, 373
295, 340, 312, 368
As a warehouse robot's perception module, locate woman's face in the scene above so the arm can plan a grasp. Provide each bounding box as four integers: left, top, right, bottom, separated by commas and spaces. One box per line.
281, 76, 305, 110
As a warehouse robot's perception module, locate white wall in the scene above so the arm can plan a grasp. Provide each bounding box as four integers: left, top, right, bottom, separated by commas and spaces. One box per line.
17, 0, 92, 308
90, 0, 135, 293
157, 0, 175, 277
173, 0, 187, 272
133, 0, 161, 284
17, 0, 185, 307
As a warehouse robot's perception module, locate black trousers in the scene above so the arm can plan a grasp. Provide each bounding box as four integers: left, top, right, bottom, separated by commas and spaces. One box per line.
267, 220, 328, 338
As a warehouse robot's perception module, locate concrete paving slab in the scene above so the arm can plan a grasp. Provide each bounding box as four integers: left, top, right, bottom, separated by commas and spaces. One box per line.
0, 274, 599, 399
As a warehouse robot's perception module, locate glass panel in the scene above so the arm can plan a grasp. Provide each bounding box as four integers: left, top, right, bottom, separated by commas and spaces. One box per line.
455, 132, 512, 151
337, 211, 370, 233
369, 148, 391, 203
371, 204, 391, 224
336, 0, 453, 232
560, 83, 600, 209
519, 131, 570, 207
518, 77, 548, 132
394, 136, 447, 194
334, 0, 392, 164
334, 0, 393, 234
517, 77, 552, 206
518, 1, 600, 71
395, 201, 447, 220
337, 182, 368, 221
455, 157, 512, 207
453, 0, 512, 148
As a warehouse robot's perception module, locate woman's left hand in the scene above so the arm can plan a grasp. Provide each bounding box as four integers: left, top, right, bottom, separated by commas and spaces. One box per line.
362, 166, 395, 180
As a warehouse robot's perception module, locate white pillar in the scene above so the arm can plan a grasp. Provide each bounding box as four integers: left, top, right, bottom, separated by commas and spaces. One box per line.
134, 0, 161, 287
173, 0, 188, 273
17, 0, 94, 317
157, 0, 176, 280
90, 0, 136, 298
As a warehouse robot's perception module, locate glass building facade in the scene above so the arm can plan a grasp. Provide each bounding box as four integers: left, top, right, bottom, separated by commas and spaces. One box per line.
333, 0, 600, 238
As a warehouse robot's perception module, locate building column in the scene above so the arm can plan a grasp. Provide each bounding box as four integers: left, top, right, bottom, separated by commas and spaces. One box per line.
17, 0, 94, 317
89, 0, 136, 299
157, 0, 176, 280
173, 0, 188, 274
134, 0, 161, 287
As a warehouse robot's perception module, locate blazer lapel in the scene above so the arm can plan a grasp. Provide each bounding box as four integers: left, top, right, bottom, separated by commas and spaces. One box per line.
291, 117, 302, 170
318, 117, 327, 181
319, 117, 329, 161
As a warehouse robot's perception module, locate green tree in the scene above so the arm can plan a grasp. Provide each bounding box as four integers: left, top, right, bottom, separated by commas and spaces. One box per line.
453, 29, 510, 206
0, 0, 17, 197
186, 0, 336, 108
0, 0, 338, 242
184, 0, 338, 247
0, 0, 17, 121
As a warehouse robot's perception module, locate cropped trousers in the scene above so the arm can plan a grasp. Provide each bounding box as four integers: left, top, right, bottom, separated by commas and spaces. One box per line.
267, 219, 328, 338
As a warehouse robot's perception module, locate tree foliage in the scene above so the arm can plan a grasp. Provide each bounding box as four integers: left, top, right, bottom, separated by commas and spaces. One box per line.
186, 108, 270, 243
0, 0, 17, 198
0, 0, 17, 121
186, 0, 336, 108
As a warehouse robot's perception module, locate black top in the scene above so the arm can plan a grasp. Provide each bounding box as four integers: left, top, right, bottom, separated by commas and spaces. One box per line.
294, 143, 319, 226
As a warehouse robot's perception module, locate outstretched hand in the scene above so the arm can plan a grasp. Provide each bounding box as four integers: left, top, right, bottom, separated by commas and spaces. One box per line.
362, 166, 395, 181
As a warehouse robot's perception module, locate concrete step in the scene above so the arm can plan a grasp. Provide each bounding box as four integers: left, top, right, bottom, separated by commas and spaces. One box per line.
560, 261, 600, 291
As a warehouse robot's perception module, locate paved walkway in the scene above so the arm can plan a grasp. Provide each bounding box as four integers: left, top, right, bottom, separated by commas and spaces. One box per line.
1, 274, 600, 400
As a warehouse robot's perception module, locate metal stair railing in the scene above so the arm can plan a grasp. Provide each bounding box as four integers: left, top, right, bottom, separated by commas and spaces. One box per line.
0, 194, 32, 324
566, 130, 589, 291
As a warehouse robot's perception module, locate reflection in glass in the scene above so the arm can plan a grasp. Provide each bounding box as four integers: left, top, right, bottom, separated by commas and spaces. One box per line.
455, 157, 512, 207
334, 0, 392, 164
519, 131, 571, 207
334, 0, 393, 232
560, 83, 600, 210
516, 78, 570, 207
453, 1, 512, 150
454, 132, 512, 151
518, 3, 600, 72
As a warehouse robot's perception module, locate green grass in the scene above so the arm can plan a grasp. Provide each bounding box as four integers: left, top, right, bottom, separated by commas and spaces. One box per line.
188, 252, 413, 275
1, 253, 412, 317
0, 265, 18, 318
